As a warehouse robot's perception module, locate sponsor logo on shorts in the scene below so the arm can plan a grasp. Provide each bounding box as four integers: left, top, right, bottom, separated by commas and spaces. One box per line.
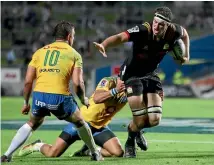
35, 100, 59, 110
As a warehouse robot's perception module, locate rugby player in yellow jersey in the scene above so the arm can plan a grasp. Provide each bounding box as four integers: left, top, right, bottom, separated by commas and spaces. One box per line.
18, 76, 127, 158
1, 21, 103, 163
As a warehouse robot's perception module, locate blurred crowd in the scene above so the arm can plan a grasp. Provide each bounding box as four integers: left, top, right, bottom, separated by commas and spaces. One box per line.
2, 1, 214, 73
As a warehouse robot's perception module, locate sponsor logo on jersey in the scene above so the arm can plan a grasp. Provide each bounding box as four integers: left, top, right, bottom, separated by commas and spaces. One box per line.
127, 26, 139, 33
40, 68, 60, 73
100, 79, 107, 87
143, 45, 148, 50
143, 22, 151, 33
127, 86, 133, 94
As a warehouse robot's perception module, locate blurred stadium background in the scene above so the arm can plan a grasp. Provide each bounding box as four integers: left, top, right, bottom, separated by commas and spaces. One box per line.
1, 1, 214, 97
1, 1, 214, 165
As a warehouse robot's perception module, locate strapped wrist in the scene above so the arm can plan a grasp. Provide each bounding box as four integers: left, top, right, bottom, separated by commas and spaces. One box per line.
110, 88, 118, 96
24, 100, 28, 106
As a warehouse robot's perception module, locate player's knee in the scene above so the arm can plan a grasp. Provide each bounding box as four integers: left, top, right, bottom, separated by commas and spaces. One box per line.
27, 120, 43, 130
109, 149, 124, 157
114, 149, 124, 157
69, 111, 84, 127
149, 116, 161, 127
134, 121, 146, 130
132, 108, 148, 130
73, 119, 85, 127
132, 116, 148, 130
147, 106, 162, 127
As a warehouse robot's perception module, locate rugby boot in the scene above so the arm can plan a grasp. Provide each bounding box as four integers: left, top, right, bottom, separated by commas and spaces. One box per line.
136, 131, 148, 151
124, 142, 136, 158
91, 151, 104, 161
1, 155, 12, 163
18, 139, 42, 157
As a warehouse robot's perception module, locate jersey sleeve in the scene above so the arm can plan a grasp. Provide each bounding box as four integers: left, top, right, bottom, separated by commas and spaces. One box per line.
166, 23, 183, 44
174, 24, 183, 40
28, 51, 38, 68
124, 23, 150, 42
96, 78, 111, 91
73, 50, 83, 68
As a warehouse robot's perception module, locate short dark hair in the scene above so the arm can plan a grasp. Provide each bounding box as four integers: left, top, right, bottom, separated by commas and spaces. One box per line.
155, 6, 173, 22
53, 21, 74, 39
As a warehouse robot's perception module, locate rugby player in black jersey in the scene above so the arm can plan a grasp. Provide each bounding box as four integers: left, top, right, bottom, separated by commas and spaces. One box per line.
94, 6, 190, 158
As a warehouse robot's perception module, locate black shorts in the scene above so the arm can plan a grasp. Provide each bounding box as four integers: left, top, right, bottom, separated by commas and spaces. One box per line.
125, 75, 163, 97
59, 126, 116, 147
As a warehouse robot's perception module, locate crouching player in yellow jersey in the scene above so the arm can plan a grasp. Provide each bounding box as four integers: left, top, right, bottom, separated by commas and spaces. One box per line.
19, 77, 127, 158
1, 21, 103, 163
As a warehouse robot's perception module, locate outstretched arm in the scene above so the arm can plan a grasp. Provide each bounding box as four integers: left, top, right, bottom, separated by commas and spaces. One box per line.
93, 78, 125, 104
93, 32, 129, 57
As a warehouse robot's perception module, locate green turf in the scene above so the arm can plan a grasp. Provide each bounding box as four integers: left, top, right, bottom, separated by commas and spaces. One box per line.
1, 97, 214, 120
1, 130, 214, 165
1, 98, 214, 164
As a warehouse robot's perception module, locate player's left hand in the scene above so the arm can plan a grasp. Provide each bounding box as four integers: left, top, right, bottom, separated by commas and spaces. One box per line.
21, 104, 31, 115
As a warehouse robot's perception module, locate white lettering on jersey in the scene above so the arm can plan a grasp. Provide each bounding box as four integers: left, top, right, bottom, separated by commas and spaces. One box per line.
127, 26, 139, 33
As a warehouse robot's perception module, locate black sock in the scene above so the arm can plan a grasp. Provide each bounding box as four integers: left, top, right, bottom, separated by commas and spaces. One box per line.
126, 124, 137, 146
81, 144, 89, 152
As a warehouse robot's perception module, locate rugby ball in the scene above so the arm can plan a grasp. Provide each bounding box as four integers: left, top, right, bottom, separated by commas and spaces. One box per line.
171, 39, 185, 60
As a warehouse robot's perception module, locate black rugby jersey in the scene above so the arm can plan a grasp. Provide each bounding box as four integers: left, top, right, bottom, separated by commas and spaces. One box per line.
119, 22, 183, 81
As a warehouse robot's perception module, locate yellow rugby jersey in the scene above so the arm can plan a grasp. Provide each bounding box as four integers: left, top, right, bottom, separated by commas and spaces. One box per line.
81, 77, 127, 129
29, 41, 82, 95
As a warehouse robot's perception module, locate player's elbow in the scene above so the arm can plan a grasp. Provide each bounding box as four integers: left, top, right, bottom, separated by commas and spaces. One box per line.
117, 32, 129, 43
23, 81, 33, 92
72, 79, 84, 92
24, 77, 34, 86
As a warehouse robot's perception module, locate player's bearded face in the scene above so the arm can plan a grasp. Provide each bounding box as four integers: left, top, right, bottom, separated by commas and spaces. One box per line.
152, 17, 168, 37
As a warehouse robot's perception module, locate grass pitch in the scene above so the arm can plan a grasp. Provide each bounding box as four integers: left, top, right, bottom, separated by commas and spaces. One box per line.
1, 97, 214, 165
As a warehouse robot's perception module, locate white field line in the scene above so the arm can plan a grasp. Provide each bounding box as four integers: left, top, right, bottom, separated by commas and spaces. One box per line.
149, 139, 214, 144
119, 138, 214, 144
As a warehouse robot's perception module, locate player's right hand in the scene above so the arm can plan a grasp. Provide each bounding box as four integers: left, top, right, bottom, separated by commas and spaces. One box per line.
173, 56, 187, 65
21, 104, 31, 115
93, 42, 107, 57
116, 78, 126, 93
